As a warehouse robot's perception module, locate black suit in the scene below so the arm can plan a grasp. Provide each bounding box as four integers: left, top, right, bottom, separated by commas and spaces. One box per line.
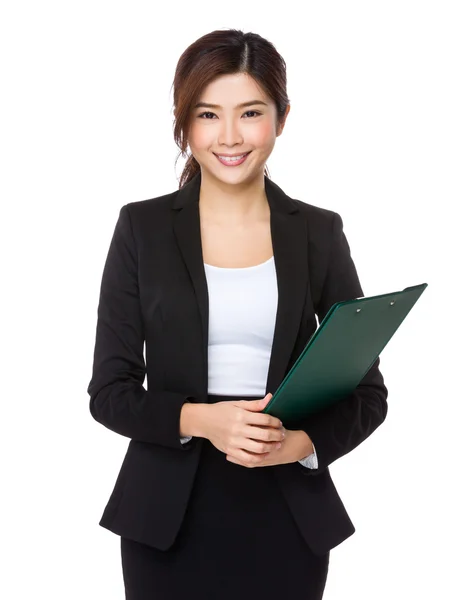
87, 170, 388, 557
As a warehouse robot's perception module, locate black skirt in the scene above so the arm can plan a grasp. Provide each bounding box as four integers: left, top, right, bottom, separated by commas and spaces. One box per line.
120, 394, 330, 600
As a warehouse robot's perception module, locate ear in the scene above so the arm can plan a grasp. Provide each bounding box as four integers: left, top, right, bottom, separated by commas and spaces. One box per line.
277, 104, 291, 137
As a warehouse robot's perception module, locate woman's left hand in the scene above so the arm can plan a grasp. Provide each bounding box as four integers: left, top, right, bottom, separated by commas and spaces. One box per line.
225, 427, 299, 468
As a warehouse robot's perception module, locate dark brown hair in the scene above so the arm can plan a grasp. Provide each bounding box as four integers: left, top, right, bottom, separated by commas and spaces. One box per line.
171, 28, 290, 188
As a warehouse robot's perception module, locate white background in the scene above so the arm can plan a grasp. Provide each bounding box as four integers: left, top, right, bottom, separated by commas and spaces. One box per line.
1, 1, 474, 598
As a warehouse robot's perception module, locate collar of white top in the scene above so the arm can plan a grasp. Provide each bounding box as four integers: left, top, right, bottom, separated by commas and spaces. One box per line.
204, 256, 274, 270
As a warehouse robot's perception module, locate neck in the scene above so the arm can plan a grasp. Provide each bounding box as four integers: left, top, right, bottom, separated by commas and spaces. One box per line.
198, 169, 269, 225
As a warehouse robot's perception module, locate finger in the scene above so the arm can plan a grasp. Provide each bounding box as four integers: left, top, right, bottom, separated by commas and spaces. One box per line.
230, 404, 281, 429
234, 394, 273, 411
237, 438, 278, 456
244, 424, 285, 444
244, 411, 283, 430
234, 394, 271, 406
226, 454, 254, 467
245, 436, 283, 455
226, 453, 269, 468
242, 446, 280, 465
227, 451, 268, 468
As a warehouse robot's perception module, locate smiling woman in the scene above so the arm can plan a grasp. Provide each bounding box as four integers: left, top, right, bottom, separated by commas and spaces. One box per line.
183, 73, 287, 190
88, 26, 388, 600
172, 31, 291, 191
91, 29, 327, 600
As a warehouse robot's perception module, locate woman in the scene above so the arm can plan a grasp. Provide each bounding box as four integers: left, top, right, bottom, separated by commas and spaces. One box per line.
87, 28, 388, 599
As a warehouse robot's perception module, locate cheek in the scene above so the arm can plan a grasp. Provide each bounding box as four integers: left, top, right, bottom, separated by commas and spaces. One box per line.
250, 121, 276, 147
188, 124, 213, 150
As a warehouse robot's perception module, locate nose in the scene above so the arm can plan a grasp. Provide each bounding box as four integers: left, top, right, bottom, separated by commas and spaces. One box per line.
217, 118, 244, 147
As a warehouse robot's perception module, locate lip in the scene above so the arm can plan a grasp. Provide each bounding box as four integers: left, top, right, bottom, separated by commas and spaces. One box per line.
214, 151, 251, 167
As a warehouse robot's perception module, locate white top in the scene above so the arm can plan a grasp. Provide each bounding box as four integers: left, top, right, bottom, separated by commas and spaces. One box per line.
180, 256, 318, 469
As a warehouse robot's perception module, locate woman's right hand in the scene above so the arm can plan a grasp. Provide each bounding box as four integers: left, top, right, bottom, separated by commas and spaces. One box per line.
203, 393, 285, 459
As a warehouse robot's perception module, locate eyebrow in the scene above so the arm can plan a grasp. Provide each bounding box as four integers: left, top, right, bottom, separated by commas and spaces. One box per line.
194, 100, 268, 110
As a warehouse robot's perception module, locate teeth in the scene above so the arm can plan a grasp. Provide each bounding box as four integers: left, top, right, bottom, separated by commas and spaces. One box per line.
218, 153, 247, 162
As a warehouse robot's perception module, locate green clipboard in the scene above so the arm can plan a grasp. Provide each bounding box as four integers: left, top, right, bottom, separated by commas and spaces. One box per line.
262, 283, 428, 422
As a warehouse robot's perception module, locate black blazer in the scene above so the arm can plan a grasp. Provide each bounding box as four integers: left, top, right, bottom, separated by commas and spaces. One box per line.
87, 170, 388, 557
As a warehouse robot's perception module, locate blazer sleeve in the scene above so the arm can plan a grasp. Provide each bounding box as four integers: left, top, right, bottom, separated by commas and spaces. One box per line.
294, 211, 389, 476
86, 204, 196, 450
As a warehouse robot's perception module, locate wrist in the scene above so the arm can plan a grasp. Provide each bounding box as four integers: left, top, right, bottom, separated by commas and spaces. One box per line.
293, 430, 314, 461
180, 402, 210, 439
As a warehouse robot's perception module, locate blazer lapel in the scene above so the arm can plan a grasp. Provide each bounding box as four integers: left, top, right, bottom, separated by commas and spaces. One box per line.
172, 171, 309, 396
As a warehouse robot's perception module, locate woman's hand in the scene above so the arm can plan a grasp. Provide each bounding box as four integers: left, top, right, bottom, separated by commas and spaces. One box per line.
226, 427, 301, 468
203, 393, 303, 468
203, 393, 285, 463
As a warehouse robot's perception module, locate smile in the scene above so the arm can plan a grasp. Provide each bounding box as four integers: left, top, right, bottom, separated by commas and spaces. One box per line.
214, 152, 251, 167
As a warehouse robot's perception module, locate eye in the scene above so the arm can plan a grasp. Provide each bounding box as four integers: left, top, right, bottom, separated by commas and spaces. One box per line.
197, 110, 262, 119
197, 111, 216, 119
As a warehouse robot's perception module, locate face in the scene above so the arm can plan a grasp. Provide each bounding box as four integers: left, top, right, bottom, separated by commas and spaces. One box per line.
186, 73, 290, 185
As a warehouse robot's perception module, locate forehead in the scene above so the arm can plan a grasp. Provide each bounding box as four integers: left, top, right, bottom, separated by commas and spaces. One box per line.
197, 73, 269, 104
